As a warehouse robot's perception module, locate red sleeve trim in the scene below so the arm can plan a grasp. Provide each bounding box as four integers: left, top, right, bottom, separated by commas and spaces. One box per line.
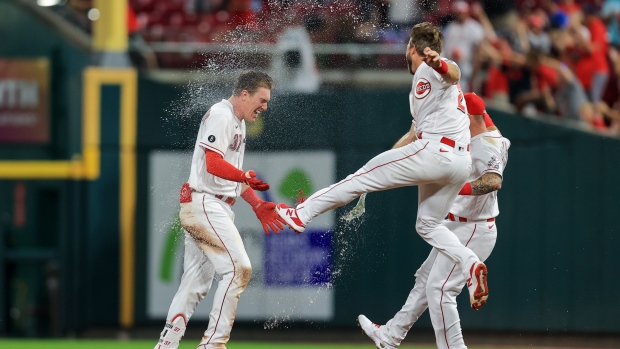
200, 142, 225, 157
481, 169, 503, 176
205, 150, 244, 182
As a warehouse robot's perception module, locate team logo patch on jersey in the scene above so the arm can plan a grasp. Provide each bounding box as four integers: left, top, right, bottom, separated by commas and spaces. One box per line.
488, 155, 500, 170
208, 135, 216, 143
415, 78, 431, 99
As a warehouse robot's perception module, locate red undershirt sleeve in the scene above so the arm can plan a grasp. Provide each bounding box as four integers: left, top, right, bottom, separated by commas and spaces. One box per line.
205, 149, 245, 182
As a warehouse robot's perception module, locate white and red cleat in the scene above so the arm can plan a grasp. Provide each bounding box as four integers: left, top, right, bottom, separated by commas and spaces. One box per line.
275, 203, 306, 233
154, 314, 186, 349
467, 261, 489, 310
357, 314, 396, 349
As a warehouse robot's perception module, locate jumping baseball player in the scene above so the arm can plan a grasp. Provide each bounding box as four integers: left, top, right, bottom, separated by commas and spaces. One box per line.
276, 22, 489, 308
154, 71, 285, 349
358, 93, 510, 349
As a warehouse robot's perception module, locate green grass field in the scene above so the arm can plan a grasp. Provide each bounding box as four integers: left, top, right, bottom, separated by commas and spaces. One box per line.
0, 341, 430, 349
0, 339, 527, 349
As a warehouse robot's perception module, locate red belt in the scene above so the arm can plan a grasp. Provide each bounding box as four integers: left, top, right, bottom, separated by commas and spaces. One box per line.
215, 194, 236, 206
447, 213, 494, 222
417, 133, 470, 151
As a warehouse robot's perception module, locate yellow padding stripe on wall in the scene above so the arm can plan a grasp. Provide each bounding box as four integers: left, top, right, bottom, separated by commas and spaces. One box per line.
85, 67, 138, 328
0, 67, 138, 328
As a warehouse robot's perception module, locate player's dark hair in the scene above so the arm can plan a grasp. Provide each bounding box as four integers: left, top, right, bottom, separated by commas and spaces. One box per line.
408, 22, 443, 55
233, 70, 274, 96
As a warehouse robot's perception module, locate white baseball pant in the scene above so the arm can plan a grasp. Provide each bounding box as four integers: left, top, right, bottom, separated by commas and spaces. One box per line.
296, 136, 478, 279
381, 220, 498, 349
157, 193, 252, 349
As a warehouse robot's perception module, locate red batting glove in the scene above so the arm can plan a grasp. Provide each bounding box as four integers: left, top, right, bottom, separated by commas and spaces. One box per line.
241, 188, 285, 234
242, 170, 270, 191
254, 201, 286, 235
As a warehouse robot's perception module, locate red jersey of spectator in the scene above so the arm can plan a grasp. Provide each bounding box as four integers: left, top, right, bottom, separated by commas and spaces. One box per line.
128, 5, 139, 35
557, 0, 581, 14
228, 0, 257, 29
575, 16, 609, 91
535, 63, 559, 91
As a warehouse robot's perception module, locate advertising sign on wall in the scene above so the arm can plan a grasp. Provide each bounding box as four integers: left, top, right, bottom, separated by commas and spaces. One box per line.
147, 150, 336, 321
0, 59, 50, 144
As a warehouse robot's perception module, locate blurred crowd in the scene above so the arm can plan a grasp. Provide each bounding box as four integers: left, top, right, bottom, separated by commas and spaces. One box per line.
51, 0, 620, 134
454, 0, 620, 135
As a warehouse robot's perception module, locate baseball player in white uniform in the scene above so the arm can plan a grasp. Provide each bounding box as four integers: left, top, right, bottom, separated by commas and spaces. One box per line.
154, 71, 285, 349
276, 22, 489, 308
358, 93, 510, 349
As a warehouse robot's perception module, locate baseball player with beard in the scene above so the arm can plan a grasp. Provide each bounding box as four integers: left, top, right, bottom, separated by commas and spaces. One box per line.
358, 93, 510, 349
154, 71, 286, 349
276, 22, 489, 311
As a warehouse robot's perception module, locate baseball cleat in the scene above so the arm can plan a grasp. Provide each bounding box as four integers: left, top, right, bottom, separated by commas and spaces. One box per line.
467, 261, 489, 310
275, 203, 306, 233
155, 314, 186, 349
357, 314, 395, 349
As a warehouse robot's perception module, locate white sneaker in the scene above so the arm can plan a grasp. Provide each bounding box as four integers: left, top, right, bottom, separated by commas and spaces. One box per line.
275, 203, 306, 233
467, 261, 489, 310
357, 314, 396, 349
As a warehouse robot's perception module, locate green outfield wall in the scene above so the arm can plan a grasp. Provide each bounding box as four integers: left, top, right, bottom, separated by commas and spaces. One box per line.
1, 0, 620, 336
135, 79, 620, 333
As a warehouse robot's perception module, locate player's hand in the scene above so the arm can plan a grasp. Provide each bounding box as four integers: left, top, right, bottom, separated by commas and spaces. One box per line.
243, 170, 270, 191
423, 47, 442, 69
253, 201, 286, 235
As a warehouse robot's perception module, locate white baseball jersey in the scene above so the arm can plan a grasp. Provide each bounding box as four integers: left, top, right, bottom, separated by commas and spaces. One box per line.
450, 130, 510, 220
187, 99, 246, 197
158, 101, 252, 349
374, 130, 511, 349
410, 60, 470, 144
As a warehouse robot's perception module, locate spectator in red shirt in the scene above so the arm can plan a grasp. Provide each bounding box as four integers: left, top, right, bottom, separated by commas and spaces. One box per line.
522, 50, 604, 129
575, 5, 610, 104
557, 0, 581, 15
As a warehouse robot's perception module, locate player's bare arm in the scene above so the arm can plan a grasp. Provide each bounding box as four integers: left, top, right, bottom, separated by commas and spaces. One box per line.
470, 172, 502, 195
392, 123, 417, 149
422, 47, 460, 84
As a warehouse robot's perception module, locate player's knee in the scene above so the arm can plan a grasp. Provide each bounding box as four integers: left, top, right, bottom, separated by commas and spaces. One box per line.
416, 217, 439, 235
235, 265, 252, 288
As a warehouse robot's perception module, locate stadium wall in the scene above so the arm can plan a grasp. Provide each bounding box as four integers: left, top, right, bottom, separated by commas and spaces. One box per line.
135, 79, 620, 333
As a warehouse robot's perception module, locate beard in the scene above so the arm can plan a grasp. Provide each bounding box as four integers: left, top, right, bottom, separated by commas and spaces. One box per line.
406, 56, 414, 75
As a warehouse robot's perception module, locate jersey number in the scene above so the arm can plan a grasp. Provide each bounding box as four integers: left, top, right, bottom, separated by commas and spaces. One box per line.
230, 134, 242, 152
456, 84, 466, 114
